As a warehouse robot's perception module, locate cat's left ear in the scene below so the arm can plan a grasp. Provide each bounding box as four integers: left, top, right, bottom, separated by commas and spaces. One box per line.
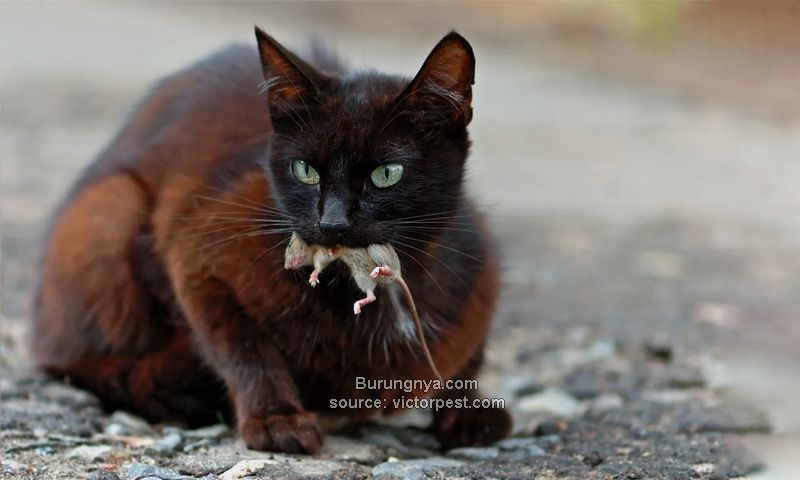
402, 31, 475, 127
255, 27, 329, 105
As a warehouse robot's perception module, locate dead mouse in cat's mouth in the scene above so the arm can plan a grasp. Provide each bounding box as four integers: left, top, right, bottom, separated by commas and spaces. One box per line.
285, 232, 443, 381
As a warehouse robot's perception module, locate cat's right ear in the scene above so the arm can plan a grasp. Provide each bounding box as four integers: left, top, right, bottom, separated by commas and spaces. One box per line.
399, 31, 476, 128
255, 27, 328, 105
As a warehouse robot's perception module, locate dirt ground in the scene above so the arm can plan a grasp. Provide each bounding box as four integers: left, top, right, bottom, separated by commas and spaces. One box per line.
2, 2, 800, 479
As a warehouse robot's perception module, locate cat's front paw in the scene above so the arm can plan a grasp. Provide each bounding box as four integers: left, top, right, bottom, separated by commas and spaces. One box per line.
239, 412, 323, 454
432, 405, 512, 449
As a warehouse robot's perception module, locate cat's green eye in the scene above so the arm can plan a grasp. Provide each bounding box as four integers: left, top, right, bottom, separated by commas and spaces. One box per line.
370, 163, 404, 188
291, 160, 320, 185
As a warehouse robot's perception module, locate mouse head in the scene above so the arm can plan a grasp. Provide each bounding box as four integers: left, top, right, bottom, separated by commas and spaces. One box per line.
284, 232, 313, 270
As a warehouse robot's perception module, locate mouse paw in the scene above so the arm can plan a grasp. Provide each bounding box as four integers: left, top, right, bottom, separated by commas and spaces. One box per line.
370, 266, 393, 278
308, 272, 319, 287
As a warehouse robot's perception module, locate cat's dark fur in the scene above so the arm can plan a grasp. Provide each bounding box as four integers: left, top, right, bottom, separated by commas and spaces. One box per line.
32, 27, 511, 453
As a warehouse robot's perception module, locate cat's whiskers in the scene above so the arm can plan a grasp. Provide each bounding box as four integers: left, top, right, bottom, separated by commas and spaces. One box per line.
391, 243, 444, 294
187, 225, 291, 255
191, 194, 289, 216
390, 238, 477, 308
249, 234, 292, 266
394, 234, 483, 264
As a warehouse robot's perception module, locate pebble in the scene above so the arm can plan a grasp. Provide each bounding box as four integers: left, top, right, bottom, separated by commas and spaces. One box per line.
183, 423, 229, 440
680, 404, 771, 434
1, 459, 30, 473
372, 457, 464, 480
495, 437, 540, 451
182, 439, 210, 452
146, 433, 182, 454
125, 463, 195, 480
361, 429, 437, 458
219, 459, 275, 480
507, 444, 545, 462
583, 451, 604, 467
447, 446, 500, 460
589, 393, 624, 413
321, 435, 381, 463
87, 472, 122, 480
505, 376, 543, 397
66, 445, 113, 462
517, 388, 583, 418
219, 457, 352, 480
644, 334, 673, 362
106, 411, 153, 436
561, 368, 604, 399
534, 419, 569, 436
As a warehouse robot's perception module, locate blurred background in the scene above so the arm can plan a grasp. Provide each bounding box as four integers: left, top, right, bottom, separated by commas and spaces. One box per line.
2, 1, 800, 478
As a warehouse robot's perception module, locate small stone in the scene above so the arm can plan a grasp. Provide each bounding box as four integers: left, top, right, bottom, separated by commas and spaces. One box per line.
624, 465, 645, 479
35, 445, 56, 455
517, 388, 583, 418
590, 393, 624, 413
584, 339, 617, 360
643, 333, 673, 362
125, 462, 192, 480
505, 376, 543, 397
104, 424, 125, 436
447, 446, 500, 460
146, 432, 182, 454
372, 457, 463, 480
107, 411, 153, 436
507, 444, 545, 462
583, 451, 604, 468
321, 435, 381, 463
681, 405, 771, 434
663, 365, 705, 389
33, 427, 48, 438
86, 470, 120, 480
182, 439, 209, 452
561, 368, 604, 399
692, 463, 714, 474
66, 445, 113, 462
290, 459, 353, 477
1, 459, 30, 473
218, 459, 275, 480
361, 428, 438, 457
87, 472, 122, 480
534, 419, 568, 436
495, 437, 540, 451
183, 423, 229, 440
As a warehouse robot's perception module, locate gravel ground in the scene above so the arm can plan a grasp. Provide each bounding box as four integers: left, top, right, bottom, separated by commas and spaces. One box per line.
3, 3, 800, 479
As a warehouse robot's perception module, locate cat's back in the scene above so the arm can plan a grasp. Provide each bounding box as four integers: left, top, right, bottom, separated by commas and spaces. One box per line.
33, 45, 271, 363
87, 44, 270, 191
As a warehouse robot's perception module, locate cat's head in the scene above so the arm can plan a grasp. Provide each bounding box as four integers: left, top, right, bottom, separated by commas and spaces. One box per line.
256, 27, 475, 249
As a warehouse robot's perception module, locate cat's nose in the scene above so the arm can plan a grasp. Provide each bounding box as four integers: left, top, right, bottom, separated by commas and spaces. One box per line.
320, 192, 350, 239
320, 220, 349, 238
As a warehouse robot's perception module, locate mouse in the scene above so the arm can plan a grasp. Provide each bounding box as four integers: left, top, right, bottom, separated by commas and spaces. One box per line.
284, 232, 334, 287
284, 233, 442, 380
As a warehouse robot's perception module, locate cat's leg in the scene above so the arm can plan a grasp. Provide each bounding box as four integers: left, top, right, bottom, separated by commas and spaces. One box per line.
172, 275, 322, 454
353, 290, 376, 314
48, 331, 225, 426
430, 347, 512, 448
